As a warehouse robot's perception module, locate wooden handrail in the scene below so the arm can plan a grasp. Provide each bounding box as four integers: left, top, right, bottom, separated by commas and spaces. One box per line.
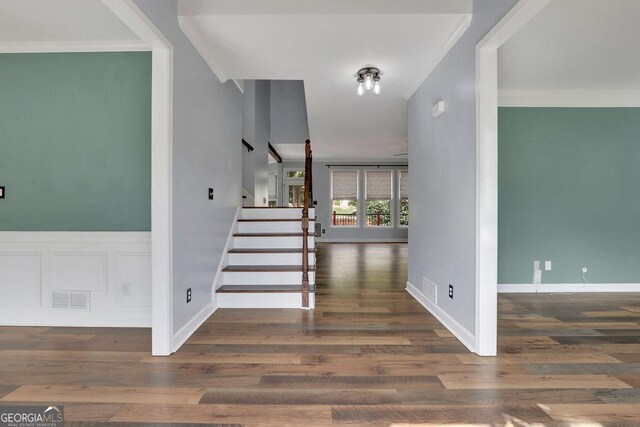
301, 139, 312, 308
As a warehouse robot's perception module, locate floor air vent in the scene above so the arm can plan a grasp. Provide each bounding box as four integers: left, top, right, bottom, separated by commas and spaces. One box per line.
422, 277, 437, 304
53, 291, 91, 310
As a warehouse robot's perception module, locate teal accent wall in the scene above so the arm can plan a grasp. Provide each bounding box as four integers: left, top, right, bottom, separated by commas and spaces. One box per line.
498, 108, 640, 284
0, 52, 151, 231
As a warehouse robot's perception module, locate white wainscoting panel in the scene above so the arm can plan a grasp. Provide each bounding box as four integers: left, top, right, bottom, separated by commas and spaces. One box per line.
0, 252, 42, 306
0, 232, 151, 327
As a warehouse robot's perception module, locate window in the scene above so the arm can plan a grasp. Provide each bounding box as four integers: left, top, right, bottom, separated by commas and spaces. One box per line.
365, 170, 392, 227
268, 172, 278, 207
331, 170, 358, 226
286, 170, 305, 178
399, 170, 409, 226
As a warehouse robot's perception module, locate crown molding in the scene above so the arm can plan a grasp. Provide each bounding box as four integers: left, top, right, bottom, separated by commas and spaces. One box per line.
405, 14, 472, 100
178, 16, 229, 85
499, 89, 640, 107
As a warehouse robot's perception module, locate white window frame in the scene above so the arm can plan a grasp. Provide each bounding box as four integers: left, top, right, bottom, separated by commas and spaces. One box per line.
398, 169, 409, 228
364, 169, 393, 228
330, 169, 360, 228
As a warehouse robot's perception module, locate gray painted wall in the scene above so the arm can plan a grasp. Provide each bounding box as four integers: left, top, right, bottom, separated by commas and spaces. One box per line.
241, 80, 270, 205
313, 162, 409, 242
134, 0, 243, 333
270, 80, 309, 144
407, 0, 517, 334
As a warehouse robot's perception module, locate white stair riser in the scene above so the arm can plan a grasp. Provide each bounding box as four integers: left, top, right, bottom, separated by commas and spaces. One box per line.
238, 221, 315, 233
233, 236, 314, 249
217, 292, 315, 309
228, 253, 315, 266
241, 208, 315, 220
223, 271, 315, 285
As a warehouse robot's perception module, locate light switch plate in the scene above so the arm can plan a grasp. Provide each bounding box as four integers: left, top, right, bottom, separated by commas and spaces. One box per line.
0, 186, 5, 199
545, 261, 552, 271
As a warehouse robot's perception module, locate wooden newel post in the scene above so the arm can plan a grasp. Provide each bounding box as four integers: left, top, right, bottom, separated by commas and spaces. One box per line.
301, 139, 312, 308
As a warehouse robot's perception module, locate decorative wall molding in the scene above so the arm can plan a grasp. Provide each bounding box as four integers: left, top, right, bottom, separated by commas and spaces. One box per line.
0, 40, 150, 53
406, 281, 476, 353
499, 89, 640, 107
0, 232, 151, 327
499, 283, 640, 293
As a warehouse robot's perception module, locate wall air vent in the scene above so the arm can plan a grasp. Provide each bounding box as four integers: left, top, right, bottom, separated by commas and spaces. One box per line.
52, 291, 91, 310
422, 277, 437, 305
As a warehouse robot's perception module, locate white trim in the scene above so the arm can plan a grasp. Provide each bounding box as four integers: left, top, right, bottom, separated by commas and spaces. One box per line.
178, 16, 229, 84
172, 301, 217, 352
318, 238, 407, 243
499, 283, 640, 293
0, 232, 150, 243
0, 311, 151, 328
475, 0, 552, 357
101, 0, 175, 356
406, 282, 475, 352
499, 89, 640, 107
405, 14, 472, 100
211, 206, 241, 293
0, 41, 150, 53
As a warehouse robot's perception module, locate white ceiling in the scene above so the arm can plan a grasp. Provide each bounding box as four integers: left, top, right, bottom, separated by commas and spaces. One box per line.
0, 0, 140, 44
499, 0, 640, 93
179, 0, 472, 160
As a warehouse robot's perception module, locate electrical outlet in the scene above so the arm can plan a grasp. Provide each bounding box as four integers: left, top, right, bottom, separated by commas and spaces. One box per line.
186, 287, 192, 303
120, 282, 131, 296
208, 188, 214, 200
448, 284, 453, 299
0, 186, 5, 199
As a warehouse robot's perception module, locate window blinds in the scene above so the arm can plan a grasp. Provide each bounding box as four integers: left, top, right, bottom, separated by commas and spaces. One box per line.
331, 170, 358, 199
399, 171, 409, 200
366, 170, 392, 200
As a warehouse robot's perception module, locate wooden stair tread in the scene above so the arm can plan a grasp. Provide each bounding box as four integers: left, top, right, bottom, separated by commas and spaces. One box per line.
223, 265, 316, 272
238, 219, 316, 222
233, 233, 308, 237
228, 248, 315, 254
217, 285, 316, 293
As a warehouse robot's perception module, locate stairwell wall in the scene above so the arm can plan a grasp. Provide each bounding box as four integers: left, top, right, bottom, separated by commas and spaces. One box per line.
133, 0, 243, 334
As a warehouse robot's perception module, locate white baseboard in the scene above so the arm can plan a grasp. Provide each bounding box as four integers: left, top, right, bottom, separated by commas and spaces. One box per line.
406, 281, 475, 353
318, 238, 408, 243
499, 283, 640, 293
0, 310, 150, 328
172, 301, 217, 352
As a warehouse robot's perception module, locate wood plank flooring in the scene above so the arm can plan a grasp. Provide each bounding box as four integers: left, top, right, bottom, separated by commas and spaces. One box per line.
1, 242, 640, 425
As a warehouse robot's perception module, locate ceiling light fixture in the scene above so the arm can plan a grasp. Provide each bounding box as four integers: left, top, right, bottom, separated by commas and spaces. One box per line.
356, 67, 381, 96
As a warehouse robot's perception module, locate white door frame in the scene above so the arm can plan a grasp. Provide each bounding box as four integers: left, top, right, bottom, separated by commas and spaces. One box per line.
475, 0, 551, 356
101, 0, 175, 356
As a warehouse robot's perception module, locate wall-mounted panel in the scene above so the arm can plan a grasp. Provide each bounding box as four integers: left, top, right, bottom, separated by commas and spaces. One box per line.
51, 252, 108, 291
0, 253, 42, 306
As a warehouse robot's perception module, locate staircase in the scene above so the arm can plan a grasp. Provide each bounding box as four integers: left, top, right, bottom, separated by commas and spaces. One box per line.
216, 207, 316, 309
216, 139, 316, 309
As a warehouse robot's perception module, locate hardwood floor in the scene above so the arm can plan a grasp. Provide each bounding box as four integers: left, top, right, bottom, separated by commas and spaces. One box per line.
1, 242, 640, 425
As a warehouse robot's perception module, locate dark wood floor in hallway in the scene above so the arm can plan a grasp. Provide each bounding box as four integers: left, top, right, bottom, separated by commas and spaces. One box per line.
1, 242, 640, 425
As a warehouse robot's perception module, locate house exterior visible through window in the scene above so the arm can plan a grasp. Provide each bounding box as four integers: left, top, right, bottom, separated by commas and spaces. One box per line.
331, 170, 358, 226
365, 170, 392, 227
399, 170, 409, 226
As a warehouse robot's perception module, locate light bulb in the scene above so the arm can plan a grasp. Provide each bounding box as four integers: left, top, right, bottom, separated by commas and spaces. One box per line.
357, 82, 365, 96
364, 73, 373, 91
373, 80, 381, 95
